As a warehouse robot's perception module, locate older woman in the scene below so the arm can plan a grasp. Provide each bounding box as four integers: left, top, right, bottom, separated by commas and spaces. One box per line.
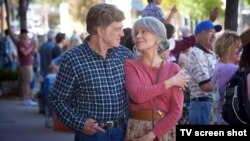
124, 17, 189, 141
211, 30, 242, 125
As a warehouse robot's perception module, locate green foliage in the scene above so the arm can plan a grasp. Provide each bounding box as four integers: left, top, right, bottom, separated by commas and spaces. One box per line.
246, 0, 250, 5
182, 0, 223, 20
183, 0, 223, 20
33, 0, 68, 6
0, 69, 18, 82
48, 12, 60, 29
145, 0, 224, 20
68, 0, 103, 24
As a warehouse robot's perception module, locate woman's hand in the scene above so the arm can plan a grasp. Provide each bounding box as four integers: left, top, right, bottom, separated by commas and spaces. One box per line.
165, 70, 190, 90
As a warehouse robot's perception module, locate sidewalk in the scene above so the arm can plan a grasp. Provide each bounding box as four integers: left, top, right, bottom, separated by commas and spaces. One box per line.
0, 98, 74, 141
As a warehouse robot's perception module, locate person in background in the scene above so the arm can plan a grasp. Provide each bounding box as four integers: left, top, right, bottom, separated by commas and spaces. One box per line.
124, 17, 190, 141
48, 3, 136, 141
39, 30, 56, 78
120, 28, 134, 52
165, 23, 195, 59
49, 39, 79, 74
211, 30, 241, 125
17, 29, 37, 106
163, 7, 219, 61
239, 42, 250, 103
51, 32, 66, 59
142, 0, 177, 24
0, 29, 18, 71
185, 20, 221, 125
69, 30, 82, 49
163, 23, 195, 63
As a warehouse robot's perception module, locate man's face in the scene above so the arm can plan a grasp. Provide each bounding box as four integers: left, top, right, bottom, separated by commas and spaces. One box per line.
100, 21, 124, 48
20, 33, 28, 40
197, 28, 216, 49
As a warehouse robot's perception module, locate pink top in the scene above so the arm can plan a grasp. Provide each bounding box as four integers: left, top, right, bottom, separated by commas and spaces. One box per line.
124, 59, 184, 138
17, 40, 33, 66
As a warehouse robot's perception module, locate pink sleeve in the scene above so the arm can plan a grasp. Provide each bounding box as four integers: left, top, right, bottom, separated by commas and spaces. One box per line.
152, 69, 184, 138
124, 59, 167, 103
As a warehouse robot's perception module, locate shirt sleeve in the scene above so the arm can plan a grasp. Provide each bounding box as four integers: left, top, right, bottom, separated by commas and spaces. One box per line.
48, 54, 86, 133
171, 35, 195, 57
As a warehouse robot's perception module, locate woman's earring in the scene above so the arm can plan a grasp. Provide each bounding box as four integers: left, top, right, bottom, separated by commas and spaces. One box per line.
133, 45, 141, 56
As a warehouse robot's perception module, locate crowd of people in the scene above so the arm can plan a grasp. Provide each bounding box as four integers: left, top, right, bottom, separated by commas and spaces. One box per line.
0, 1, 250, 141
0, 28, 82, 106
48, 2, 249, 141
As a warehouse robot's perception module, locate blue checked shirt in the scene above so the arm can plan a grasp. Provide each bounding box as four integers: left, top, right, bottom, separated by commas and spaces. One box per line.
142, 2, 165, 21
48, 37, 136, 132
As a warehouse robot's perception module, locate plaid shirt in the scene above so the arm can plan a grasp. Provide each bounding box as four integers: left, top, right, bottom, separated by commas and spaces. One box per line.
142, 2, 165, 21
49, 37, 136, 132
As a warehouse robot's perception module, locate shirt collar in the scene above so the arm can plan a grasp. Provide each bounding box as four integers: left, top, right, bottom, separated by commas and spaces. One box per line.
83, 35, 116, 59
195, 43, 213, 54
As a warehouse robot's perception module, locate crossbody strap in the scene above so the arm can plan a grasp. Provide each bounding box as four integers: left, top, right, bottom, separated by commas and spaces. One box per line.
152, 61, 166, 127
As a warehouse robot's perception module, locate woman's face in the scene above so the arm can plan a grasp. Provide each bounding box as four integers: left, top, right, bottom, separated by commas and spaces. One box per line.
228, 40, 242, 63
133, 28, 158, 53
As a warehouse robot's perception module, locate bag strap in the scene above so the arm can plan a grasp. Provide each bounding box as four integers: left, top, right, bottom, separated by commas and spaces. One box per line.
152, 61, 166, 127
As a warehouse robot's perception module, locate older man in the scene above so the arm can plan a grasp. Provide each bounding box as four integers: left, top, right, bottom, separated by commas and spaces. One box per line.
185, 20, 222, 125
48, 3, 136, 141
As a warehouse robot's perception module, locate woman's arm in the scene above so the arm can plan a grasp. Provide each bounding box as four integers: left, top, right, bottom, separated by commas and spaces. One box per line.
152, 86, 184, 138
124, 60, 167, 103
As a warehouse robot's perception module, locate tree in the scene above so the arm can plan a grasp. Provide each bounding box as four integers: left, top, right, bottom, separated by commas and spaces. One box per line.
224, 0, 239, 31
246, 0, 250, 5
3, 0, 19, 44
18, 0, 30, 30
160, 0, 223, 21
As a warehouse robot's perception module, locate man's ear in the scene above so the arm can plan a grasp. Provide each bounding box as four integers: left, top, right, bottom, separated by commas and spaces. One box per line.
97, 26, 103, 37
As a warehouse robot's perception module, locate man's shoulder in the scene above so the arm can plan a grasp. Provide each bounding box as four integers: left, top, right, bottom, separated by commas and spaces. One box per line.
41, 41, 55, 49
114, 46, 136, 59
64, 44, 84, 56
189, 46, 206, 56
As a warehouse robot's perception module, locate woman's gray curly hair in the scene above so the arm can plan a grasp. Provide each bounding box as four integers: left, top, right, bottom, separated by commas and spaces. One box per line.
132, 16, 169, 54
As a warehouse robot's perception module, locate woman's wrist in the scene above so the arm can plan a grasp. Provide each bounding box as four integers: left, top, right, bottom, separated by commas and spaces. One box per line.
164, 79, 173, 89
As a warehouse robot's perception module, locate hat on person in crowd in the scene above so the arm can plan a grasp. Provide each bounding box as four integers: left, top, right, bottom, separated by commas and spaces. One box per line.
195, 20, 222, 35
20, 28, 29, 34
